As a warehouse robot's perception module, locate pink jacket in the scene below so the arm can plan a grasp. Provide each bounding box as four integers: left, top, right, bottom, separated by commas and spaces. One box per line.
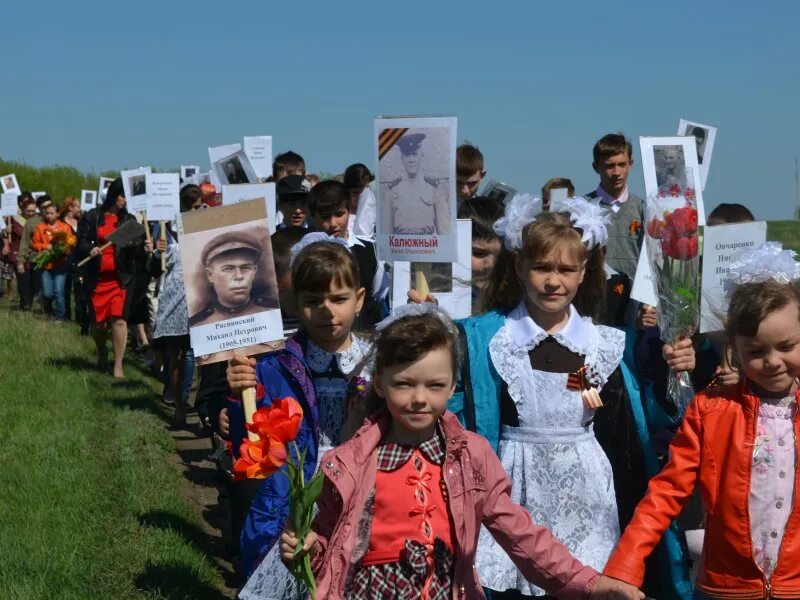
310, 411, 599, 599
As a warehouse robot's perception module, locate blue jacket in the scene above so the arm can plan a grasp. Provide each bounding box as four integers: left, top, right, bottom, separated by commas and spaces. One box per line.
449, 310, 506, 451
226, 335, 320, 577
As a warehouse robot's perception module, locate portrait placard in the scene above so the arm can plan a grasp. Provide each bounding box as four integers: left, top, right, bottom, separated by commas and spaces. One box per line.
630, 244, 658, 307
243, 136, 273, 180
180, 198, 283, 366
677, 119, 717, 191
222, 183, 277, 234
145, 173, 180, 222
181, 165, 200, 181
639, 136, 705, 225
375, 116, 457, 263
391, 219, 472, 319
1, 174, 20, 195
213, 149, 259, 188
1, 193, 19, 217
700, 221, 767, 333
80, 190, 97, 212
98, 177, 114, 202
208, 143, 242, 191
121, 166, 152, 213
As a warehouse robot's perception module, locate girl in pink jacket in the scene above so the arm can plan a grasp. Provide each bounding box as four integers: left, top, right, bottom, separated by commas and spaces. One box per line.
280, 304, 641, 600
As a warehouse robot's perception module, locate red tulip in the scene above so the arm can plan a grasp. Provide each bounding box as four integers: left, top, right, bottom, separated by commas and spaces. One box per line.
647, 217, 665, 239
248, 397, 304, 445
233, 436, 288, 480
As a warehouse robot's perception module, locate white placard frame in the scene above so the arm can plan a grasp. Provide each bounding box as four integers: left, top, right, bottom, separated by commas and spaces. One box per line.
639, 136, 706, 226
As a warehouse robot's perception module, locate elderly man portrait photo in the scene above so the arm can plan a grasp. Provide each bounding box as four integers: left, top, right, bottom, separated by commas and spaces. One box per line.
189, 229, 278, 327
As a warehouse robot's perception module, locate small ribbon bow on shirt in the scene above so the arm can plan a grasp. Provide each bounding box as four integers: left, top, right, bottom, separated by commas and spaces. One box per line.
567, 365, 604, 409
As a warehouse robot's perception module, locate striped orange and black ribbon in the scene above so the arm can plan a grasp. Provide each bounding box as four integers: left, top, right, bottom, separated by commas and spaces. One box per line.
378, 127, 408, 160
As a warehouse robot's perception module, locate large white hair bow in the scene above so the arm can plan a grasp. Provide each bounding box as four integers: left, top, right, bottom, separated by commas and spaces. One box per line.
493, 193, 542, 251
551, 196, 612, 249
725, 241, 800, 296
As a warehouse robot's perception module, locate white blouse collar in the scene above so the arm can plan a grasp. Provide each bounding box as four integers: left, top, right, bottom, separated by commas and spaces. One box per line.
306, 335, 366, 376
507, 301, 592, 355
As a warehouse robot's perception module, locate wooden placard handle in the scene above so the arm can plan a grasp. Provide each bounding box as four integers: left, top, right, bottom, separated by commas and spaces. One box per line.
77, 242, 111, 267
242, 386, 259, 442
142, 212, 152, 244
159, 221, 167, 271
415, 268, 430, 299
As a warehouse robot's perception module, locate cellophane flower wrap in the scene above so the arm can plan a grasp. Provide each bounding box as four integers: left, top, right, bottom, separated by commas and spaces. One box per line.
644, 168, 700, 416
232, 397, 324, 599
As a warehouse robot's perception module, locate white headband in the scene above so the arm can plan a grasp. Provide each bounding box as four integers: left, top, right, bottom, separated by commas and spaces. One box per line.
376, 303, 458, 337
724, 241, 800, 296
289, 232, 350, 267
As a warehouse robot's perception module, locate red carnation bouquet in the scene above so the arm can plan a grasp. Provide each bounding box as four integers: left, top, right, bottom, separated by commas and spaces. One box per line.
645, 169, 701, 415
233, 396, 323, 598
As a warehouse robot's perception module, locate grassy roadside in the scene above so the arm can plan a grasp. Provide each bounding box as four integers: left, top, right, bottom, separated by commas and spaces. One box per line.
767, 220, 800, 253
0, 313, 224, 599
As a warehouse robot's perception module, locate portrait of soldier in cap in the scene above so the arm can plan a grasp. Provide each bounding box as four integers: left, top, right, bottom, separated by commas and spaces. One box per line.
189, 228, 278, 327
380, 130, 451, 236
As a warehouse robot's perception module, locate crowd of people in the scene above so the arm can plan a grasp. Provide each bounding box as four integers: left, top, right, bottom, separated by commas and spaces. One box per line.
4, 131, 797, 600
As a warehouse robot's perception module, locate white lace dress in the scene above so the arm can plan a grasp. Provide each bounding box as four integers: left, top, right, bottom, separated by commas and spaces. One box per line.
239, 335, 372, 600
475, 302, 624, 596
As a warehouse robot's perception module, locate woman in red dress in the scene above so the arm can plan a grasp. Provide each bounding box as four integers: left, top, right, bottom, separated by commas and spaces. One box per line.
77, 178, 150, 378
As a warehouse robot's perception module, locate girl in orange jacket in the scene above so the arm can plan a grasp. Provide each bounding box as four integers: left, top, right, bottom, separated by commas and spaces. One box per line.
604, 242, 800, 599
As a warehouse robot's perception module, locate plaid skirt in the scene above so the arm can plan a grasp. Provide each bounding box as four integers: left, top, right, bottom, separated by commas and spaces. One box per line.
345, 538, 453, 600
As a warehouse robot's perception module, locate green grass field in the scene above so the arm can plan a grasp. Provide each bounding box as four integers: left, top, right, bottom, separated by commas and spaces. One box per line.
767, 220, 800, 253
0, 313, 224, 599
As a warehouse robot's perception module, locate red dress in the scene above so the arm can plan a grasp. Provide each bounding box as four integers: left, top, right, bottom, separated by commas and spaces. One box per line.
348, 432, 455, 599
91, 213, 126, 322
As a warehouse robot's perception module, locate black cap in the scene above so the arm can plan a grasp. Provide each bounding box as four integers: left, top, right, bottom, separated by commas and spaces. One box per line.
277, 175, 312, 201
397, 133, 426, 155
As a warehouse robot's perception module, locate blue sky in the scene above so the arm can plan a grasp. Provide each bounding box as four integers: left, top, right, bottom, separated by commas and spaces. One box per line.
4, 0, 799, 219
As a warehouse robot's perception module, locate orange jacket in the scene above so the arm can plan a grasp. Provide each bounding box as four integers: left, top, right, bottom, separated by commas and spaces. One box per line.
31, 220, 76, 269
604, 381, 800, 599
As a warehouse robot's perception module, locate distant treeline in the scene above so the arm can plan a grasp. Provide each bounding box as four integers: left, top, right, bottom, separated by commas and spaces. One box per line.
0, 157, 117, 207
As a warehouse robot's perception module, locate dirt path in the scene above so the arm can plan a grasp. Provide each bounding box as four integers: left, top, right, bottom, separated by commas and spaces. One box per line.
167, 411, 239, 599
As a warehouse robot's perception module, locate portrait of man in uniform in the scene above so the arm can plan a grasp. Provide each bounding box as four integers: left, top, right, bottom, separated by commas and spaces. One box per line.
188, 228, 279, 327
380, 130, 451, 236
3, 176, 15, 191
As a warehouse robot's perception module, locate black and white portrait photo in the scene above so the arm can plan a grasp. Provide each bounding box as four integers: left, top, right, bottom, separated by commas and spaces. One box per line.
129, 175, 146, 197
654, 145, 686, 188
179, 197, 284, 365
223, 157, 248, 185
640, 135, 707, 225
375, 116, 458, 263
685, 125, 707, 165
677, 119, 717, 190
379, 128, 452, 236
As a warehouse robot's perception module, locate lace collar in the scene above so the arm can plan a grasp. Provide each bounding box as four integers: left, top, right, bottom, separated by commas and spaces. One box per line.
507, 301, 592, 355
306, 335, 366, 376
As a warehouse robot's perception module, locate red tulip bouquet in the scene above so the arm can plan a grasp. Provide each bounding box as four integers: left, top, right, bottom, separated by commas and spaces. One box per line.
645, 169, 701, 415
233, 397, 323, 598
